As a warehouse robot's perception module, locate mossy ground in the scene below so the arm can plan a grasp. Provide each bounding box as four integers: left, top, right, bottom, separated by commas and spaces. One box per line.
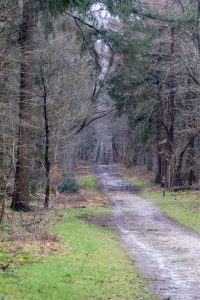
80, 175, 100, 190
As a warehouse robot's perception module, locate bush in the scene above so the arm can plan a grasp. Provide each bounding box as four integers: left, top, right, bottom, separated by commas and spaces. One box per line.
80, 175, 99, 190
57, 176, 80, 194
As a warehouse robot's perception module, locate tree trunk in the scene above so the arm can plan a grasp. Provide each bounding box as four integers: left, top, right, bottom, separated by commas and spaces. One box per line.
173, 153, 184, 187
155, 75, 163, 185
112, 139, 119, 163
40, 66, 50, 208
11, 0, 34, 211
187, 138, 196, 186
164, 27, 175, 188
147, 152, 153, 171
184, 2, 200, 186
155, 154, 162, 184
196, 1, 200, 53
155, 117, 162, 184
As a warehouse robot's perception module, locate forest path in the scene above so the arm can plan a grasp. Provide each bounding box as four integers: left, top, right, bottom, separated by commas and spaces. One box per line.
96, 165, 200, 300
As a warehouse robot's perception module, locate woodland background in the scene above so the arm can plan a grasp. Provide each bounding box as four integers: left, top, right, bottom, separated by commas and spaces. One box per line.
1, 0, 200, 213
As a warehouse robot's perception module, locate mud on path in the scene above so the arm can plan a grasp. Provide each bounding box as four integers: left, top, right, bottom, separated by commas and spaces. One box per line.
96, 165, 200, 300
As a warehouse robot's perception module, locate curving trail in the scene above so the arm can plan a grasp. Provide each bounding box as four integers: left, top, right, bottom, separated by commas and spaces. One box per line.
97, 165, 200, 300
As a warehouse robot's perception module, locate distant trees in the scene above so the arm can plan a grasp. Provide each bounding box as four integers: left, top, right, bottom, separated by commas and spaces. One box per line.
3, 0, 200, 217
0, 0, 102, 212
106, 0, 200, 188
0, 1, 21, 216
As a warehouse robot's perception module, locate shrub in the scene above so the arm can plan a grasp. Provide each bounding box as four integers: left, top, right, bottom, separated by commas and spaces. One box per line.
57, 176, 80, 194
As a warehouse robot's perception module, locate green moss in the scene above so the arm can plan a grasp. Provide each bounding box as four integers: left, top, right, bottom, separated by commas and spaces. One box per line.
0, 206, 155, 300
80, 175, 99, 190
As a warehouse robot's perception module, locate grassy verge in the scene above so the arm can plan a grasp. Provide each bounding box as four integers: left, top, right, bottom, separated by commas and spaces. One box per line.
0, 206, 155, 300
115, 164, 200, 234
142, 190, 200, 233
128, 178, 152, 189
0, 165, 155, 300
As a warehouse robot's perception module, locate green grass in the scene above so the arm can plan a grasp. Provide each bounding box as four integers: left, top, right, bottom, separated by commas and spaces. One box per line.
142, 190, 200, 233
127, 178, 151, 189
0, 206, 155, 300
80, 175, 99, 190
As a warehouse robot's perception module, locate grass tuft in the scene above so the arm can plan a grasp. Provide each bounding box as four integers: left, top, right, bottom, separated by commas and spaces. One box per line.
128, 178, 152, 189
80, 175, 99, 190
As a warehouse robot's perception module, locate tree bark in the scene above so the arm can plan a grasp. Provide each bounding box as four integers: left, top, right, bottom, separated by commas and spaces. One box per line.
164, 27, 175, 188
11, 0, 34, 211
155, 76, 163, 185
187, 138, 196, 186
173, 152, 184, 187
173, 131, 200, 186
155, 119, 162, 184
40, 65, 50, 208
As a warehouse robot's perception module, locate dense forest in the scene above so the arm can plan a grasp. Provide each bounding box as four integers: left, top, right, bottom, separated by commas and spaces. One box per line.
2, 1, 200, 299
1, 0, 200, 210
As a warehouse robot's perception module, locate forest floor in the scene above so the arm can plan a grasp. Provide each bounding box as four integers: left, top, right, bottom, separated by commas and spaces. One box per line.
108, 164, 200, 300
0, 165, 155, 300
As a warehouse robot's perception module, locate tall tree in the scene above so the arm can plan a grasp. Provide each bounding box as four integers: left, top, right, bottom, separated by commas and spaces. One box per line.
11, 0, 34, 210
11, 0, 94, 210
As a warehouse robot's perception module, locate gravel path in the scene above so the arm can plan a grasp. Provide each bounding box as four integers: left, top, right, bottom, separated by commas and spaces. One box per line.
97, 165, 200, 300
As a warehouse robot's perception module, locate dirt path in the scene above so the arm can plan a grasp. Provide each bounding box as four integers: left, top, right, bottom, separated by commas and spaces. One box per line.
97, 165, 200, 300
